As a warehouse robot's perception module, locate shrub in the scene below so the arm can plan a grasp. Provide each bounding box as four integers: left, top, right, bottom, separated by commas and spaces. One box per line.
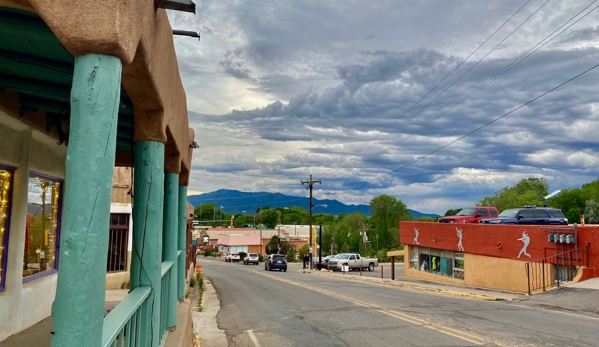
204, 249, 213, 257
286, 247, 296, 262
238, 252, 247, 261
189, 277, 196, 288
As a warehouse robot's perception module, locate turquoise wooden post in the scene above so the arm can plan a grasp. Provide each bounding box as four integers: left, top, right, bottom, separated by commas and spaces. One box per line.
51, 54, 121, 347
177, 185, 187, 299
131, 141, 164, 347
163, 173, 179, 329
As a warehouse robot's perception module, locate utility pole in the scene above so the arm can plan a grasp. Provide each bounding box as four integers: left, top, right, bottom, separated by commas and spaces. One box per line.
301, 174, 321, 269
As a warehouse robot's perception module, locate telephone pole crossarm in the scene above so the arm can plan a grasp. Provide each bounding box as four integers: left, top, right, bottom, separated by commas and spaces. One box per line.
301, 174, 322, 269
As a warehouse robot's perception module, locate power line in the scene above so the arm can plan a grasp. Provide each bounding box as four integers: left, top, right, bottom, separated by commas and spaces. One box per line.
319, 0, 532, 177
326, 0, 551, 181
352, 61, 599, 190
327, 0, 598, 182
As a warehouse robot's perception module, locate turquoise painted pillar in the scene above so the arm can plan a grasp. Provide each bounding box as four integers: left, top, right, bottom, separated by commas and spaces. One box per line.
131, 141, 164, 347
51, 54, 121, 347
177, 185, 187, 299
163, 173, 179, 329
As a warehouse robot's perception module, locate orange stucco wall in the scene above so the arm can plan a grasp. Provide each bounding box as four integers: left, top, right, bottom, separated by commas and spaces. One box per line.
401, 222, 599, 291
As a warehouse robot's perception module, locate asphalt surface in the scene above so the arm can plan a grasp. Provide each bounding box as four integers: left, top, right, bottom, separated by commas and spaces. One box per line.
198, 257, 599, 347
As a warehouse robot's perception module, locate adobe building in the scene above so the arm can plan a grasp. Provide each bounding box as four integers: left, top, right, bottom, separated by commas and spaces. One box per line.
394, 222, 599, 293
0, 1, 198, 345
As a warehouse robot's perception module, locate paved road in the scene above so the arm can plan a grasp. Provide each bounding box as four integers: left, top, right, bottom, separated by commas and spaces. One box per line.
198, 257, 598, 347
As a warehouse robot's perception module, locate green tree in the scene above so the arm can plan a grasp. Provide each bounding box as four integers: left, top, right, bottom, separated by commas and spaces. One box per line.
286, 247, 296, 262
584, 199, 599, 224
259, 209, 279, 228
298, 244, 310, 258
340, 242, 349, 253
478, 177, 549, 213
369, 195, 411, 250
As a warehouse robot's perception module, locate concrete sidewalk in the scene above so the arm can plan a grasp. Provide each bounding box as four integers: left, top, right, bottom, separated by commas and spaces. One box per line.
300, 268, 522, 301
0, 289, 129, 347
192, 278, 227, 347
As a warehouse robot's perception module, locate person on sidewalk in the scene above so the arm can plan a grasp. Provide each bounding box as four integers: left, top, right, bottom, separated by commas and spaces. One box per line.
303, 254, 309, 269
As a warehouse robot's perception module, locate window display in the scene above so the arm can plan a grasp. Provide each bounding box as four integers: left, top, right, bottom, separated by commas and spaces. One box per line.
23, 174, 62, 279
0, 167, 13, 290
413, 246, 463, 280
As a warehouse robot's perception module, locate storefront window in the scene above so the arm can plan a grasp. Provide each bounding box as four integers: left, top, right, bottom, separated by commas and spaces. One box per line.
23, 174, 61, 279
0, 167, 13, 290
413, 246, 463, 280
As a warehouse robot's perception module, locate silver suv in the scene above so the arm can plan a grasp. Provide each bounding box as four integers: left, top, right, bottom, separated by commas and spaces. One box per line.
244, 253, 259, 265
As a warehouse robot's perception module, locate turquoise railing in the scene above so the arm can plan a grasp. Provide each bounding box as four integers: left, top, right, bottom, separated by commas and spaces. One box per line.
102, 252, 182, 346
159, 260, 175, 345
101, 287, 151, 347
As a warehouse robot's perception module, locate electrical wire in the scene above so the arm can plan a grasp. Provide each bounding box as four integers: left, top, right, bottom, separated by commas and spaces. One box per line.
352, 61, 599, 190
320, 0, 533, 177
327, 0, 598, 184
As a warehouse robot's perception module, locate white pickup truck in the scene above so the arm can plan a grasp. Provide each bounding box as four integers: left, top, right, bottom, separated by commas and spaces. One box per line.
327, 253, 378, 272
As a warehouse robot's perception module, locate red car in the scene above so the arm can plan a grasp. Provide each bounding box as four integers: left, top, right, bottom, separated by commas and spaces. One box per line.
438, 206, 498, 223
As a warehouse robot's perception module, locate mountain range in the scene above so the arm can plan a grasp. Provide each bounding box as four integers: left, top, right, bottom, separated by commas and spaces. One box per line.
187, 189, 438, 219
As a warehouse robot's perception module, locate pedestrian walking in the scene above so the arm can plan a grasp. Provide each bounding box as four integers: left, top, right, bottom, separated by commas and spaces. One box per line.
303, 254, 309, 269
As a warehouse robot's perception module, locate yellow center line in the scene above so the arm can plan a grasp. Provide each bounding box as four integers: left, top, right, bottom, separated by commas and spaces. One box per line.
255, 269, 508, 347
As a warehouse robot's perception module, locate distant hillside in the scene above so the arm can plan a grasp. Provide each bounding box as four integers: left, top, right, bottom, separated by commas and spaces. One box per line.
187, 189, 438, 219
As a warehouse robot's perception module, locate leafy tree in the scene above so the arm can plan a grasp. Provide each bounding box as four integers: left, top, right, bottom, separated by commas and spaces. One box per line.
259, 209, 279, 228
547, 188, 585, 223
478, 177, 548, 213
340, 242, 349, 253
286, 247, 296, 262
584, 199, 599, 224
298, 244, 310, 258
369, 195, 411, 250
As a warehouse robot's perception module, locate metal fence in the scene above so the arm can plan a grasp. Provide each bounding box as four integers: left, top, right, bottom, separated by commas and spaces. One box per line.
107, 213, 129, 272
525, 245, 589, 295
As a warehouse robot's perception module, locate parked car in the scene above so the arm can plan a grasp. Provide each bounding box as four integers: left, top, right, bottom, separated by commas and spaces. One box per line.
316, 255, 339, 270
479, 206, 568, 225
244, 253, 259, 265
265, 254, 287, 271
327, 253, 378, 272
225, 253, 241, 262
439, 206, 498, 223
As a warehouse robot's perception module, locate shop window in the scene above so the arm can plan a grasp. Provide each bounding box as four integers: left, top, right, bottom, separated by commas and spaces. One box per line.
413, 246, 464, 281
23, 174, 62, 280
107, 214, 129, 272
453, 252, 465, 280
0, 167, 14, 291
409, 246, 419, 269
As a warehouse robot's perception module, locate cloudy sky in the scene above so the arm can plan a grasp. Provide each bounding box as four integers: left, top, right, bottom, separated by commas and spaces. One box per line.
168, 0, 599, 215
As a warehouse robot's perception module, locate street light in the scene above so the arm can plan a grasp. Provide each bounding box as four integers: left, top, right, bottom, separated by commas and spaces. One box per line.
220, 205, 224, 224
310, 204, 327, 268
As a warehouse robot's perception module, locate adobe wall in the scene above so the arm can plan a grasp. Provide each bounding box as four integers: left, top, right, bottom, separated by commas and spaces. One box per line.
400, 222, 599, 292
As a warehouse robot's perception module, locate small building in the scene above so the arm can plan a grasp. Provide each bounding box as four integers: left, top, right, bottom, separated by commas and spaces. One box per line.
397, 222, 599, 293
217, 234, 261, 254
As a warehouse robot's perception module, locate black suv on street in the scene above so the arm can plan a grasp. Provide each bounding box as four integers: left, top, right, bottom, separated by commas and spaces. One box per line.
479, 206, 568, 225
265, 254, 287, 272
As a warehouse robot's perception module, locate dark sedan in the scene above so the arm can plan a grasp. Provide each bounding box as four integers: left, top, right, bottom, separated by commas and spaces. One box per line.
265, 254, 287, 272
479, 206, 568, 225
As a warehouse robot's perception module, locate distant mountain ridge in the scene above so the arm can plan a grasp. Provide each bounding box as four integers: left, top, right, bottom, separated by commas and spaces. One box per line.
187, 189, 438, 219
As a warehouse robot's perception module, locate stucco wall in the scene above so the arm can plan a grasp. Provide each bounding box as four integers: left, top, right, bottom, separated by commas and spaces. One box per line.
0, 110, 66, 341
111, 167, 132, 204
400, 222, 599, 293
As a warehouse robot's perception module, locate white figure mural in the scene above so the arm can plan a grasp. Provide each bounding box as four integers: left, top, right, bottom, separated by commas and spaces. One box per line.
456, 227, 464, 251
413, 228, 420, 245
517, 231, 531, 259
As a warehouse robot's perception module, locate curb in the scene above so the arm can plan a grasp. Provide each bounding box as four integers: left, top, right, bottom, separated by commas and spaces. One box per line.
298, 269, 507, 301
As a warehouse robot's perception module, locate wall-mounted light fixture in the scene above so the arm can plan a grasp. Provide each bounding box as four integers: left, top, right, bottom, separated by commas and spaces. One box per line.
157, 0, 196, 13
190, 140, 199, 148
173, 30, 200, 41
